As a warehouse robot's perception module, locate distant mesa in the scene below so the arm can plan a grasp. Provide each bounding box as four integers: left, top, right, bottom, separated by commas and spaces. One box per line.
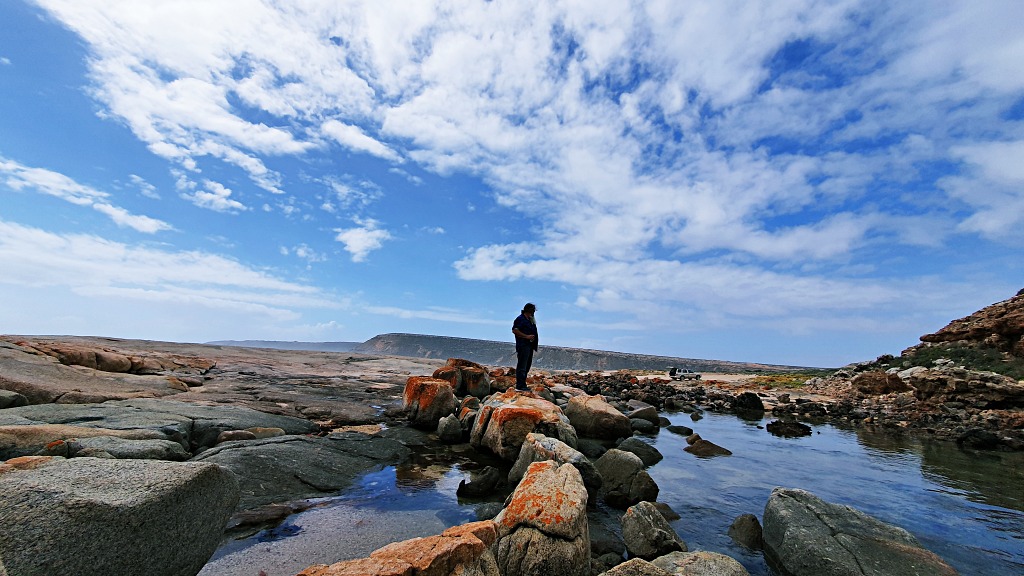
209, 333, 818, 373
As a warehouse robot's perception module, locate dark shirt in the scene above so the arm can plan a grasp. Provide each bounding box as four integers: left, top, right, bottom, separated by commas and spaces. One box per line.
513, 313, 538, 349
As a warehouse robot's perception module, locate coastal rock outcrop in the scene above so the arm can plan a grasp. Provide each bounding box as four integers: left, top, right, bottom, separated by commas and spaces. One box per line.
0, 456, 238, 576
493, 460, 590, 576
469, 389, 576, 460
564, 393, 632, 440
508, 432, 602, 500
762, 487, 958, 576
433, 358, 493, 399
297, 520, 499, 576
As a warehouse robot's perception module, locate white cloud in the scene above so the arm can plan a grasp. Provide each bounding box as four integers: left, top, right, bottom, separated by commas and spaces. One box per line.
129, 174, 160, 199
0, 56, 11, 66
321, 120, 402, 162
180, 180, 247, 213
334, 218, 391, 262
0, 157, 172, 233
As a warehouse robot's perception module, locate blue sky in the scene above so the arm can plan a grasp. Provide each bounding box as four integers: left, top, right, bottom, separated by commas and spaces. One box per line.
1, 1, 1022, 367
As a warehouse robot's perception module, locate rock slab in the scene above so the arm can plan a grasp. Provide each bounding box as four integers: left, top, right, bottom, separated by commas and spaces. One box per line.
0, 456, 238, 576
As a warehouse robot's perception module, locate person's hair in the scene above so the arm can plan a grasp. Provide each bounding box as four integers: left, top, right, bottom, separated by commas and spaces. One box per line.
523, 302, 536, 312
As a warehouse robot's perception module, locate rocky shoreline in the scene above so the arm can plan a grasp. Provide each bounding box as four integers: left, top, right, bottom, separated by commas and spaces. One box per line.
2, 334, 1019, 575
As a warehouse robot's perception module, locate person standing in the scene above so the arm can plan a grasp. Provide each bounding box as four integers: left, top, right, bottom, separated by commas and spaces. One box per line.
512, 303, 538, 390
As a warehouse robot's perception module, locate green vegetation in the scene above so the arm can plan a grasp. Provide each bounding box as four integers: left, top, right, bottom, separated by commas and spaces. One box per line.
745, 371, 831, 389
901, 343, 1024, 380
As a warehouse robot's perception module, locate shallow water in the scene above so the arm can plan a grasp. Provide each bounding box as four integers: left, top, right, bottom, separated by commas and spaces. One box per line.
202, 413, 1024, 576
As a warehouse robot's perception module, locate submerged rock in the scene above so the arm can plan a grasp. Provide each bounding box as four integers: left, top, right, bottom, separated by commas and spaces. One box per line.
621, 500, 687, 560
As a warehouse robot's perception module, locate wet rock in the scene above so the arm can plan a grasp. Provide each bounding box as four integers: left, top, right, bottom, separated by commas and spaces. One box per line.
616, 436, 663, 467
565, 393, 632, 440
622, 500, 687, 560
457, 465, 503, 498
437, 413, 464, 443
576, 437, 610, 458
192, 433, 410, 511
0, 456, 237, 576
626, 400, 660, 425
732, 391, 765, 412
494, 461, 590, 576
594, 448, 659, 508
469, 389, 576, 460
298, 520, 499, 576
957, 427, 1001, 449
766, 420, 812, 438
650, 550, 750, 575
762, 487, 958, 576
666, 424, 693, 436
728, 513, 763, 549
403, 376, 458, 430
630, 417, 658, 434
683, 438, 732, 457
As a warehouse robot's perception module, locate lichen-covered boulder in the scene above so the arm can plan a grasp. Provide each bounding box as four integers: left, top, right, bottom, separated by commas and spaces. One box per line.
298, 520, 499, 576
564, 393, 632, 440
469, 389, 576, 460
622, 500, 687, 560
403, 376, 457, 430
433, 358, 493, 399
763, 487, 958, 576
0, 456, 237, 576
509, 432, 602, 501
594, 448, 659, 508
651, 550, 750, 575
494, 461, 590, 576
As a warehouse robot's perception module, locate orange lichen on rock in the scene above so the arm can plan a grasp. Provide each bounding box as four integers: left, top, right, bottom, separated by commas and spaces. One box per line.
0, 456, 57, 476
296, 520, 497, 576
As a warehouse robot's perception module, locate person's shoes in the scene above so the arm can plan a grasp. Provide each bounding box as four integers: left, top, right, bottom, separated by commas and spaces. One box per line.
515, 386, 527, 391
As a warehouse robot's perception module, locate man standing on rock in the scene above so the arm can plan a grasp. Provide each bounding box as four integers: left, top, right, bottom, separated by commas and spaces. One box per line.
512, 303, 538, 391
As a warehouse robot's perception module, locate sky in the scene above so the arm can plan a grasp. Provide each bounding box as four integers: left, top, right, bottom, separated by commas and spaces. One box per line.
1, 1, 1022, 368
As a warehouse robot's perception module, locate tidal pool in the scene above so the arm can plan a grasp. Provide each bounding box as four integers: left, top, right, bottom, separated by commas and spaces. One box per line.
201, 412, 1024, 576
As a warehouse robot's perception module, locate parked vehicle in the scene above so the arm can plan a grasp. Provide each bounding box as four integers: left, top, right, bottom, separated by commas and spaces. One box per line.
668, 367, 701, 381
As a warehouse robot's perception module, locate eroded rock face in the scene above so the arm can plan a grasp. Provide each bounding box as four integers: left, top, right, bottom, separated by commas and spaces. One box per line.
762, 487, 958, 576
564, 393, 632, 440
494, 461, 590, 576
403, 376, 458, 430
297, 520, 499, 576
0, 456, 238, 576
433, 358, 494, 399
469, 389, 576, 460
919, 291, 1024, 355
594, 448, 659, 508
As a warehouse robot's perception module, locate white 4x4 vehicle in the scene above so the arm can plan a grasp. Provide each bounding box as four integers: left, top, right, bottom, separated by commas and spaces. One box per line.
668, 367, 701, 381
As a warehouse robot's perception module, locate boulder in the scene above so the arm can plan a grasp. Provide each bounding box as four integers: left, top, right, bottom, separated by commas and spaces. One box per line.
733, 391, 765, 412
297, 520, 499, 576
728, 513, 763, 549
493, 461, 590, 576
0, 456, 237, 576
616, 436, 664, 467
762, 487, 958, 576
593, 448, 659, 508
457, 466, 503, 498
630, 418, 658, 434
600, 558, 673, 575
433, 358, 493, 399
666, 424, 694, 436
437, 413, 464, 443
403, 376, 458, 430
626, 400, 660, 425
565, 394, 632, 440
469, 389, 576, 461
766, 420, 812, 438
650, 551, 750, 575
622, 500, 687, 560
0, 423, 170, 460
35, 435, 190, 461
508, 432, 602, 502
461, 366, 493, 399
192, 432, 410, 511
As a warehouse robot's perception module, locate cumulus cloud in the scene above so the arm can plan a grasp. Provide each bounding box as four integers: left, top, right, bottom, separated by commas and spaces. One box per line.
334, 218, 391, 262
179, 179, 247, 213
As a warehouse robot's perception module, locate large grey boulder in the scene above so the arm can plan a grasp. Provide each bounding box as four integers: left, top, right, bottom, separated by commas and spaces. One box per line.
601, 558, 672, 575
622, 500, 687, 560
650, 551, 750, 575
0, 456, 238, 576
191, 432, 410, 510
38, 435, 190, 461
0, 389, 28, 409
494, 461, 590, 576
762, 487, 958, 576
594, 448, 659, 508
564, 393, 632, 440
509, 432, 602, 501
617, 436, 663, 467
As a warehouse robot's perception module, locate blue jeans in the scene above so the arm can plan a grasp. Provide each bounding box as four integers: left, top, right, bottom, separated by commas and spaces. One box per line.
515, 343, 534, 389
